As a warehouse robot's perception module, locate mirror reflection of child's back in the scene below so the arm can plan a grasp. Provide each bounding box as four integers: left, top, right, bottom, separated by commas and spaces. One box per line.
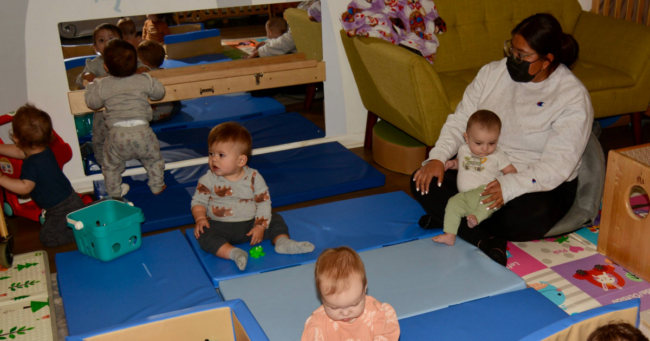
137, 40, 176, 123
117, 17, 143, 50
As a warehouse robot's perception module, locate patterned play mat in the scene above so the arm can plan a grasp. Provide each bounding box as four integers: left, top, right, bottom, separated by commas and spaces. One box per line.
508, 192, 650, 328
0, 252, 57, 341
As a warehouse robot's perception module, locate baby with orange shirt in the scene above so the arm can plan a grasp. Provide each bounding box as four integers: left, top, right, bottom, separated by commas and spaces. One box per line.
302, 246, 400, 341
142, 14, 171, 44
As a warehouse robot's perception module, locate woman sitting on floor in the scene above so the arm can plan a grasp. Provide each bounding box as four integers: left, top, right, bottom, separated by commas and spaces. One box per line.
411, 13, 593, 265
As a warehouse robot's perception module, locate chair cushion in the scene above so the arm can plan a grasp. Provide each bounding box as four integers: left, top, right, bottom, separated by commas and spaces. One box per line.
571, 60, 635, 92
438, 67, 481, 111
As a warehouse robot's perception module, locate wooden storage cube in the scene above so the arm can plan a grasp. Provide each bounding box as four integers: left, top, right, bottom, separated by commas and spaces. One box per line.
66, 299, 267, 341
598, 143, 650, 282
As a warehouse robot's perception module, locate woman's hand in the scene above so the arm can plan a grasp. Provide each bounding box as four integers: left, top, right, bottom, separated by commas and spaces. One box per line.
480, 180, 504, 210
413, 160, 445, 194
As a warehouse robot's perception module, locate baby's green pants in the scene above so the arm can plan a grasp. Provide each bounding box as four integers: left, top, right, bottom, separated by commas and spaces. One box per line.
444, 185, 495, 235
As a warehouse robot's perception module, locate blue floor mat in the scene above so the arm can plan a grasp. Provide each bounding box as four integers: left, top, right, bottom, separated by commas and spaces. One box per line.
219, 238, 527, 341
56, 231, 223, 336
160, 53, 231, 68
78, 92, 285, 144
186, 191, 433, 287
93, 142, 385, 233
85, 112, 324, 175
399, 288, 567, 341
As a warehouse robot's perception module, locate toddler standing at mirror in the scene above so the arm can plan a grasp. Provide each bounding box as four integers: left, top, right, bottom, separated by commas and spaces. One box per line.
84, 39, 167, 198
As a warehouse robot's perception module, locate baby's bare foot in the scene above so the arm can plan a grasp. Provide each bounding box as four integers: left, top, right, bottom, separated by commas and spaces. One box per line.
467, 215, 478, 228
432, 233, 456, 246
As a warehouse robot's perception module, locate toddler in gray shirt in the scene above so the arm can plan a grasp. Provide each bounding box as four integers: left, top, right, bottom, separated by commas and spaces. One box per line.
191, 123, 315, 271
84, 39, 166, 198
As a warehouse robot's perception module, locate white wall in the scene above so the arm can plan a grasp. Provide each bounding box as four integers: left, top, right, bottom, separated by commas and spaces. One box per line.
0, 1, 29, 141
5, 0, 593, 191
578, 0, 592, 11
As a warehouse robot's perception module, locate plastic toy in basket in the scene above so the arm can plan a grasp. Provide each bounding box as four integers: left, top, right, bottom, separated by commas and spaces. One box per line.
67, 200, 144, 262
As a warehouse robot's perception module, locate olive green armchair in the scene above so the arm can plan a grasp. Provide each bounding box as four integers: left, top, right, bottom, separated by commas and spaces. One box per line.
285, 8, 323, 109
341, 0, 650, 148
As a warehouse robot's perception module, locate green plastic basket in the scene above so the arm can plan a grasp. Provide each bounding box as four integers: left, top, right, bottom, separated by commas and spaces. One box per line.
67, 200, 144, 262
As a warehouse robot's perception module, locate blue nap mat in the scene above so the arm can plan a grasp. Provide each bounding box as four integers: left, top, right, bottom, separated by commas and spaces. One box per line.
85, 112, 323, 175
399, 288, 567, 341
164, 28, 220, 45
186, 191, 433, 287
56, 230, 222, 336
93, 142, 386, 233
78, 92, 285, 144
160, 53, 231, 68
219, 238, 527, 341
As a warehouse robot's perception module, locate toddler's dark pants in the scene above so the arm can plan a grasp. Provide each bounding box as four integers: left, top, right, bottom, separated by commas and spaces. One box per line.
41, 192, 85, 248
197, 213, 289, 255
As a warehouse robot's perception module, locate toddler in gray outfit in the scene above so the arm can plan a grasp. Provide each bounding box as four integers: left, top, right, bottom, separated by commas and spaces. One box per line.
84, 39, 166, 198
191, 123, 315, 271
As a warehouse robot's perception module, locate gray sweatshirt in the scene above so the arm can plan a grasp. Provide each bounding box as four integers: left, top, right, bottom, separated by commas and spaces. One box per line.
84, 73, 165, 127
191, 166, 273, 228
426, 58, 593, 203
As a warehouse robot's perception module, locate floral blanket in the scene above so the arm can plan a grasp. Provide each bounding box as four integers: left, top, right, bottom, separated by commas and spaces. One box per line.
340, 0, 446, 63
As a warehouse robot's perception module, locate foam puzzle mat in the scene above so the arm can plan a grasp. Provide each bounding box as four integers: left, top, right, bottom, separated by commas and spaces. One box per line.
0, 252, 57, 341
508, 192, 650, 328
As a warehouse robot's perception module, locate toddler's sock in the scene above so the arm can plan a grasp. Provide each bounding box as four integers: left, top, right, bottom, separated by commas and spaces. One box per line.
275, 237, 315, 254
229, 248, 248, 271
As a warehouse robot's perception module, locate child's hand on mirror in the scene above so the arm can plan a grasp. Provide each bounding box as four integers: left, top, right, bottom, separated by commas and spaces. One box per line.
82, 73, 96, 83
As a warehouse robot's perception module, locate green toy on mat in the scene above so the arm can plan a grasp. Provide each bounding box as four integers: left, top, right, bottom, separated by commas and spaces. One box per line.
249, 246, 265, 259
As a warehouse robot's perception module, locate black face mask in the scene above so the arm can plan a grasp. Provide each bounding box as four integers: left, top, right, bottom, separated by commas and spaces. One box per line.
506, 55, 542, 83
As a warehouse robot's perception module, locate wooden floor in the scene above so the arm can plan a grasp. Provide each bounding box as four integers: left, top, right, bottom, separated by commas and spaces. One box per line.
5, 97, 644, 272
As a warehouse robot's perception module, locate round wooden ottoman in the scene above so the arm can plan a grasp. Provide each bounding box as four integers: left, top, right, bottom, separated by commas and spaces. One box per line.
372, 120, 426, 175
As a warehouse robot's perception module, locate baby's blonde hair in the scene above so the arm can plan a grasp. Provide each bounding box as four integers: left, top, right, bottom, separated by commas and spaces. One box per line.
315, 246, 367, 297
